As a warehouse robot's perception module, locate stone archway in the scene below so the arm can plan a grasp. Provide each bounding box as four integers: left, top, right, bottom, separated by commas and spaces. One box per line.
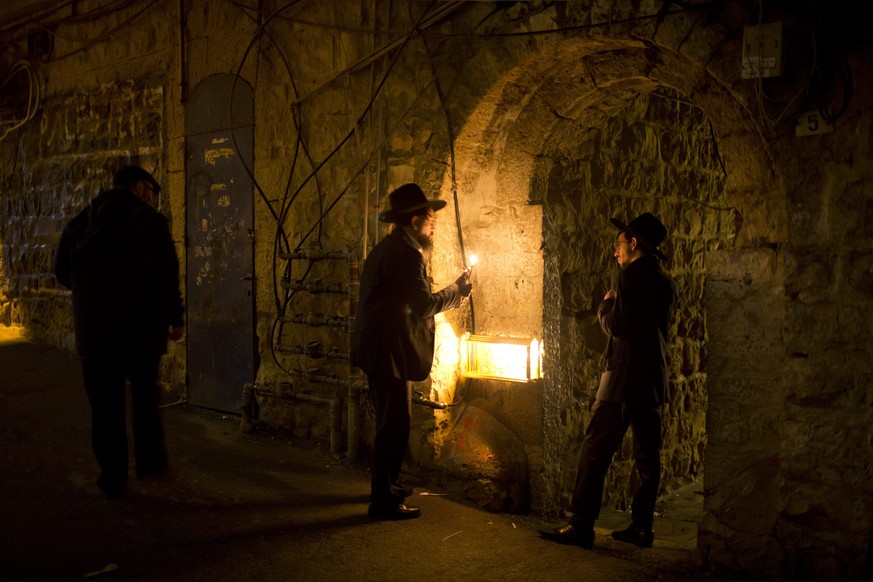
431, 36, 783, 527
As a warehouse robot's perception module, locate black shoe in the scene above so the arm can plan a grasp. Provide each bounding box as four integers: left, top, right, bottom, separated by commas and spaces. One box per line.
368, 503, 421, 521
611, 525, 654, 548
539, 523, 594, 549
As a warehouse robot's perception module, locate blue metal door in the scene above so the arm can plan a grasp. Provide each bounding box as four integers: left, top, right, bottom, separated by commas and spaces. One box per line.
185, 73, 255, 413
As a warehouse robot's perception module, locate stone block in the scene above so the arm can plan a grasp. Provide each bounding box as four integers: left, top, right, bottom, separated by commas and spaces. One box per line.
435, 401, 529, 513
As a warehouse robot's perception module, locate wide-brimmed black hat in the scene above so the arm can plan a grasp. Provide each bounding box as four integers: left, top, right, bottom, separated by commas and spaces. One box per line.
379, 183, 447, 223
611, 212, 669, 261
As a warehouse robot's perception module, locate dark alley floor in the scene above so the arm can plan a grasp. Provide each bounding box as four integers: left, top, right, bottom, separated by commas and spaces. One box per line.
0, 327, 729, 581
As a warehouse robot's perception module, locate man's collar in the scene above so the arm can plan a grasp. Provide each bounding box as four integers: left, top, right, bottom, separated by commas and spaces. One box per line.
623, 253, 658, 271
399, 226, 423, 253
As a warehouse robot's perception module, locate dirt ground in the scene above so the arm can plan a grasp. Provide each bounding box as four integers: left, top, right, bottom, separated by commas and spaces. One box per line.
0, 327, 733, 582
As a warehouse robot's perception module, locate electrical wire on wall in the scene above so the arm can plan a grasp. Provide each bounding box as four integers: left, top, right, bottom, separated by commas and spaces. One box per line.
260, 0, 712, 404
813, 33, 853, 126
40, 0, 160, 62
0, 0, 165, 143
217, 0, 309, 309
415, 0, 517, 339
268, 5, 435, 374
209, 0, 340, 374
3, 0, 798, 376
0, 59, 41, 142
211, 0, 462, 375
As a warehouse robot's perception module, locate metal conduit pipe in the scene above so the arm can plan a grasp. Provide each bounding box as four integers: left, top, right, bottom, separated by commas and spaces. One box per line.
240, 382, 343, 456
279, 249, 351, 261
347, 253, 362, 462
281, 312, 348, 328
281, 280, 348, 295
285, 367, 350, 387
267, 249, 364, 462
274, 342, 349, 360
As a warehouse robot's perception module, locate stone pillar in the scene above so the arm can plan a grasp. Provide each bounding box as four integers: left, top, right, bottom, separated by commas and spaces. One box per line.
700, 248, 786, 578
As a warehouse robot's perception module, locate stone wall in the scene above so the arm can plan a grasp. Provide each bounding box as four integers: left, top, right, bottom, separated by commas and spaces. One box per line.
0, 79, 185, 388
1, 1, 872, 579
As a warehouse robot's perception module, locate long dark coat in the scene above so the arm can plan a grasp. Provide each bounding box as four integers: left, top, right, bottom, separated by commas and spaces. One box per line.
596, 254, 679, 404
351, 228, 462, 381
53, 188, 184, 358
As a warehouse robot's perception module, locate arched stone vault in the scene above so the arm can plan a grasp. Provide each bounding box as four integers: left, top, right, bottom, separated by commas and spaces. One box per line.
430, 36, 784, 517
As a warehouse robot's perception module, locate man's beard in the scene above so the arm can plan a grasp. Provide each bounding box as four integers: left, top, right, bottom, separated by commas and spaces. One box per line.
414, 231, 434, 251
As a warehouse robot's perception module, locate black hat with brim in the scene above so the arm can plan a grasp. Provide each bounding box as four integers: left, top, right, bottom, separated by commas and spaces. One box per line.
379, 183, 447, 223
611, 212, 669, 261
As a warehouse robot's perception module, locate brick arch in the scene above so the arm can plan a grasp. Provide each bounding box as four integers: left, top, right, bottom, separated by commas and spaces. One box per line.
433, 36, 784, 517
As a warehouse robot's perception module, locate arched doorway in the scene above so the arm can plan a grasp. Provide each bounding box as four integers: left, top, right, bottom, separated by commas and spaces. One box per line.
432, 37, 780, 530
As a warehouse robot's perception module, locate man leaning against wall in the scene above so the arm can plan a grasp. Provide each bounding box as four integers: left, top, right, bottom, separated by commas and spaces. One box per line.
541, 212, 679, 549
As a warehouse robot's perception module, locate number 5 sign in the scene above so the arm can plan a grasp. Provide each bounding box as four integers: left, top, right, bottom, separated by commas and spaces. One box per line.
796, 110, 834, 137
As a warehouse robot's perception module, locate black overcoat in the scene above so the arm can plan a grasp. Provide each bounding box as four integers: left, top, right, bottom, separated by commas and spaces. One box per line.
596, 254, 679, 404
351, 228, 462, 381
54, 188, 184, 358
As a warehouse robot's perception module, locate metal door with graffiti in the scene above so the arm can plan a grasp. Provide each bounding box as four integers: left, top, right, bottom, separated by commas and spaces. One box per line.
184, 73, 255, 413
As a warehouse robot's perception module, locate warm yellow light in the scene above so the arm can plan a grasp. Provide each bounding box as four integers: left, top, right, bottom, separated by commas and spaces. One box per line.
461, 334, 543, 382
468, 254, 478, 267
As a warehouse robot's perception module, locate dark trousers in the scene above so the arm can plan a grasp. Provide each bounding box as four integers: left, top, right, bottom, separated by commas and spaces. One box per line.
571, 399, 662, 529
81, 354, 168, 491
368, 373, 412, 506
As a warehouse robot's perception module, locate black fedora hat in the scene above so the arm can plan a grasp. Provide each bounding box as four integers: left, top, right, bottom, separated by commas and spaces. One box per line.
379, 183, 447, 223
610, 212, 669, 261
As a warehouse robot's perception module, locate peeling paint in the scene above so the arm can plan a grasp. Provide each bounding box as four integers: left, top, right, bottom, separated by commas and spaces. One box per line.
195, 262, 213, 286
204, 147, 235, 166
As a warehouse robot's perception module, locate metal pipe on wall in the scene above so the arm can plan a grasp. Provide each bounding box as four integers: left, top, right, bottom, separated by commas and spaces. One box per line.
179, 0, 187, 103
266, 249, 364, 462
240, 382, 342, 455
347, 253, 362, 462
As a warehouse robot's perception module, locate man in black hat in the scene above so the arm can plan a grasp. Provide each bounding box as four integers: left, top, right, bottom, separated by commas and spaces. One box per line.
54, 164, 184, 499
541, 212, 678, 548
351, 183, 472, 520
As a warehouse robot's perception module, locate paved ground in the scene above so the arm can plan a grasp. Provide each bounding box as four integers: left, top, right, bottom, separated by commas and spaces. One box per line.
0, 327, 729, 581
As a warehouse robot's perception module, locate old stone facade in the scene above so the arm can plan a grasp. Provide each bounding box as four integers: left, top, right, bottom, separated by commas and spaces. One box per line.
1, 1, 871, 579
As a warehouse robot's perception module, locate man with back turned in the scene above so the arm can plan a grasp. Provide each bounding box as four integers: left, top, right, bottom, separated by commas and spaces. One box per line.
54, 164, 184, 500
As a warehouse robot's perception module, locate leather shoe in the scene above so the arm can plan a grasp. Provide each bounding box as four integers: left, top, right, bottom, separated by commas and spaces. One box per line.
368, 503, 421, 521
539, 523, 594, 549
611, 525, 654, 547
